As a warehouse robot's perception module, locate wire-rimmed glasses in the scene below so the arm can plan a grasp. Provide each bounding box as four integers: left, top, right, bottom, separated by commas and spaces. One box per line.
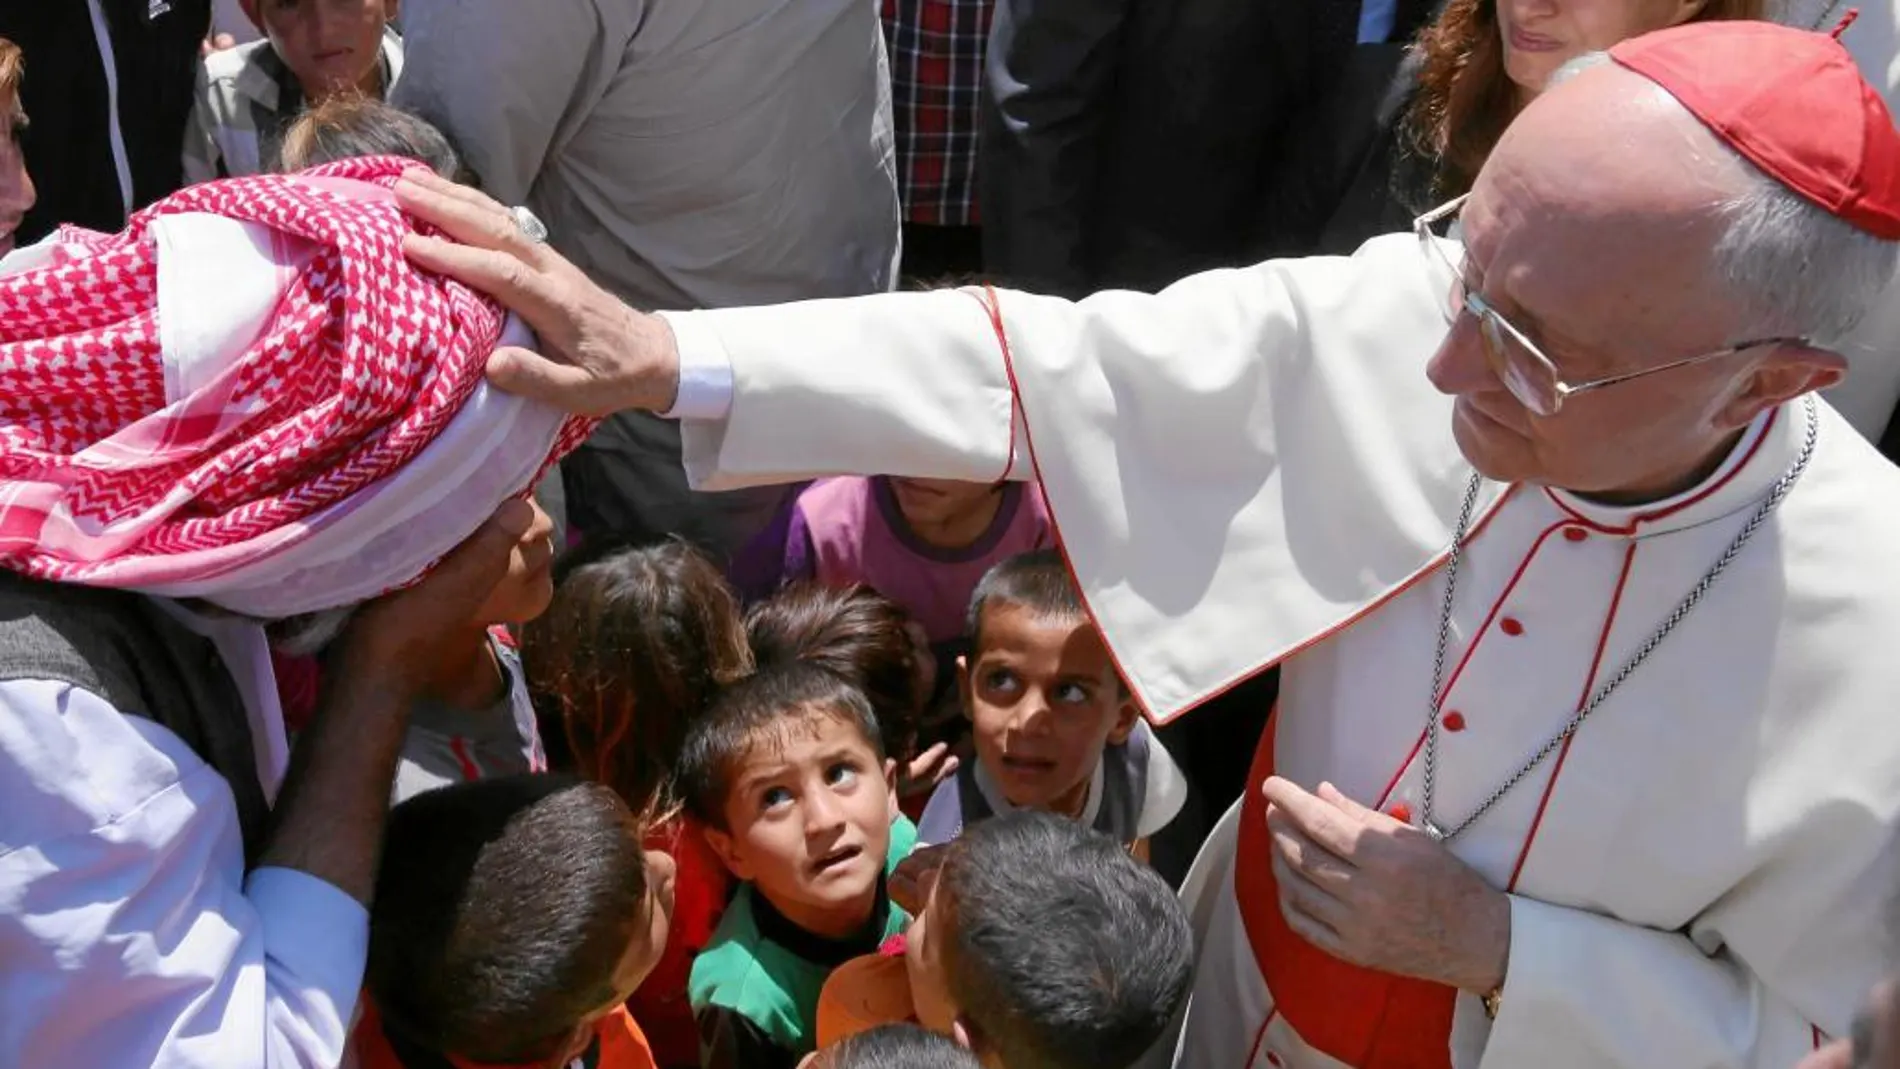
1413, 193, 1801, 417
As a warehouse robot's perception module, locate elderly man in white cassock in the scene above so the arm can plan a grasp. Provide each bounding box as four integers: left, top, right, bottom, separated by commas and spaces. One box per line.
396, 18, 1900, 1069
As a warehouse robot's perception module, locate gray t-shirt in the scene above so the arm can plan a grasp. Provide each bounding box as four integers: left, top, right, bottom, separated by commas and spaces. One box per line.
915, 719, 1187, 847
391, 637, 543, 804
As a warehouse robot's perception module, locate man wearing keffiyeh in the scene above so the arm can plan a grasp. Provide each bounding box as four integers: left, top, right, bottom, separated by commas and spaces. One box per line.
0, 155, 589, 1069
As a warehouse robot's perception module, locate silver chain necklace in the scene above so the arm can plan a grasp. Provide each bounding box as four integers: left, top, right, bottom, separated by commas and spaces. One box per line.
1418, 396, 1819, 842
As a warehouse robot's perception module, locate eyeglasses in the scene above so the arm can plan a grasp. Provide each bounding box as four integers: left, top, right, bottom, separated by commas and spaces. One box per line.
1412, 193, 1803, 417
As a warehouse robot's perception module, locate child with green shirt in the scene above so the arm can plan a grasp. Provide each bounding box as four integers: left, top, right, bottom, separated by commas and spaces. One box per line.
682, 662, 918, 1069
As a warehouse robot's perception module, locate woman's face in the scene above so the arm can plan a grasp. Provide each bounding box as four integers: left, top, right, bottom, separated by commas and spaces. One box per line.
0, 79, 35, 259
1495, 0, 1703, 100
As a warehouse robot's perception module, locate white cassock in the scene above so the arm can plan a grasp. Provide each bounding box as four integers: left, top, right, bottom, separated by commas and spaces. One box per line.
659, 234, 1900, 1068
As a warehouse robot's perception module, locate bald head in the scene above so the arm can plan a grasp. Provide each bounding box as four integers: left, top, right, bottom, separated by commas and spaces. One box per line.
1470, 63, 1752, 343
1423, 55, 1887, 501
1473, 57, 1894, 346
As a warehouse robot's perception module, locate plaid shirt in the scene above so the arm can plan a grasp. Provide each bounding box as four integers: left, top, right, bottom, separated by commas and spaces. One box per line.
881, 0, 994, 227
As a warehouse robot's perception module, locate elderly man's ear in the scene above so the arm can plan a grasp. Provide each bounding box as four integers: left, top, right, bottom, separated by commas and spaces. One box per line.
1713, 344, 1846, 430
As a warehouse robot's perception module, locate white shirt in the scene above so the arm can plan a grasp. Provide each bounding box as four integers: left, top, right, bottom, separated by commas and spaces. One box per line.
0, 604, 366, 1069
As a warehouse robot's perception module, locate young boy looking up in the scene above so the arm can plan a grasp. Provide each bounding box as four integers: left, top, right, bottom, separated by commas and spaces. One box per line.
902, 811, 1194, 1069
915, 551, 1194, 882
184, 0, 404, 181
360, 775, 677, 1069
682, 663, 919, 1069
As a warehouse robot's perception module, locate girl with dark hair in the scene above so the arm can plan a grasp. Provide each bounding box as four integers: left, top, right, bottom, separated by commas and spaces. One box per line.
519, 539, 753, 1069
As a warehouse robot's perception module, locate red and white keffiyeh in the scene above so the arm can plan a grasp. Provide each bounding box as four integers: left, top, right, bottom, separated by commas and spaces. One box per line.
0, 156, 594, 617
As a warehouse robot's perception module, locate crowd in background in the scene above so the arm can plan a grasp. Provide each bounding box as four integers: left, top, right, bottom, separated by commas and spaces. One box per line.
5, 2, 1900, 1069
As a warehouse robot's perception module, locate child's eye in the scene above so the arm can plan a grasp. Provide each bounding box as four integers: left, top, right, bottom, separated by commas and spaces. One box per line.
825, 762, 860, 787
1054, 682, 1092, 704
759, 786, 793, 811
983, 669, 1019, 693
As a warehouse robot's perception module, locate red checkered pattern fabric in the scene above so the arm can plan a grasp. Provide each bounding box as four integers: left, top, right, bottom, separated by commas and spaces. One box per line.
882, 0, 995, 227
0, 155, 592, 587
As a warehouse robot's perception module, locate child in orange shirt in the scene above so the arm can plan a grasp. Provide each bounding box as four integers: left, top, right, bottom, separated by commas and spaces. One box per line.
357, 775, 676, 1069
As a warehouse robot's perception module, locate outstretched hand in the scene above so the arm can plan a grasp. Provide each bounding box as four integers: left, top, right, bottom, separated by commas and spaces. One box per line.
393, 169, 683, 416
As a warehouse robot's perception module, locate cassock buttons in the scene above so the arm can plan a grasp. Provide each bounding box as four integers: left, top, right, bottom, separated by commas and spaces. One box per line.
1266, 1053, 1285, 1068
1563, 526, 1589, 542
1500, 616, 1524, 636
1387, 802, 1414, 824
1443, 711, 1468, 732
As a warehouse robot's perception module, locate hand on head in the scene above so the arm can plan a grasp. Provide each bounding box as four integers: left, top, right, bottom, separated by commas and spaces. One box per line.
393, 168, 681, 417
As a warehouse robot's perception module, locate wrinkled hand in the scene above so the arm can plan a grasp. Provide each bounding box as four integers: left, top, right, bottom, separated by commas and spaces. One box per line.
890, 842, 951, 916
1263, 776, 1511, 993
393, 169, 681, 416
334, 499, 536, 698
900, 741, 960, 800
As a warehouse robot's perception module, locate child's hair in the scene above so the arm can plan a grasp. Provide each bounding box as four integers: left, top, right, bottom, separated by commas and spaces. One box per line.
746, 581, 927, 762
275, 92, 473, 182
677, 660, 886, 831
368, 775, 652, 1066
936, 811, 1193, 1069
964, 549, 1083, 648
811, 1024, 983, 1069
521, 539, 754, 823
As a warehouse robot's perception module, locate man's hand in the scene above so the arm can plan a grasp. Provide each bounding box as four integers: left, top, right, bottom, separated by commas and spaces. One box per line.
200, 32, 237, 57
1263, 776, 1512, 994
261, 501, 539, 902
392, 169, 682, 416
333, 497, 536, 698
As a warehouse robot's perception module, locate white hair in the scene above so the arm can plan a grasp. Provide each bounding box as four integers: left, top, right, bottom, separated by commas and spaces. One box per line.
1548, 49, 1900, 345
1712, 168, 1899, 344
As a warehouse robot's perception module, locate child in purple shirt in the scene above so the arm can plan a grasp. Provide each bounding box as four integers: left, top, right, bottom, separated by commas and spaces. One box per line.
732, 476, 1052, 729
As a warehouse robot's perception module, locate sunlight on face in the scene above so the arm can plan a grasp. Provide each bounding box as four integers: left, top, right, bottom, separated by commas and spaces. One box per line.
712, 709, 898, 939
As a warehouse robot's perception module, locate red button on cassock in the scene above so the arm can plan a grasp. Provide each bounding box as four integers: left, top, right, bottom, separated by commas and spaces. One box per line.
1564, 526, 1589, 542
1443, 711, 1468, 732
1500, 616, 1524, 636
1267, 1054, 1284, 1068
1388, 802, 1413, 824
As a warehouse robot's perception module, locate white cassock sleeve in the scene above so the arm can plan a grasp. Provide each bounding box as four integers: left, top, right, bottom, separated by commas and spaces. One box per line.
665, 233, 1491, 719
664, 233, 1892, 1067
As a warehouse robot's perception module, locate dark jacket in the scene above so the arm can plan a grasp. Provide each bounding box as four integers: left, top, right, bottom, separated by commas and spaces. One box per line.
1254, 48, 1440, 259
0, 0, 211, 243
980, 0, 1436, 297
